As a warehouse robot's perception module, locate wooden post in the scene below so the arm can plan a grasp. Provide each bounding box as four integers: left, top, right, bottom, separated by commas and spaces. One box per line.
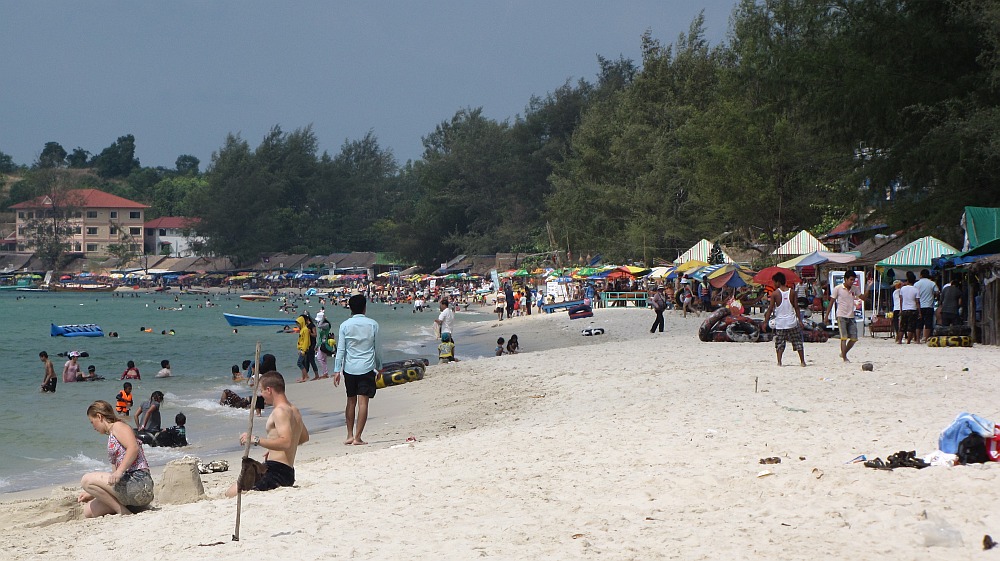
233, 342, 262, 542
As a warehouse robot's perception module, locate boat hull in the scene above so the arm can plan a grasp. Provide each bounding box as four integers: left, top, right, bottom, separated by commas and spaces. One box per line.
224, 313, 297, 327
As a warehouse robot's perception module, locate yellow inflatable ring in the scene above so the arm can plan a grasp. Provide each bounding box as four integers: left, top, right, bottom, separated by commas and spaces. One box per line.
926, 336, 972, 348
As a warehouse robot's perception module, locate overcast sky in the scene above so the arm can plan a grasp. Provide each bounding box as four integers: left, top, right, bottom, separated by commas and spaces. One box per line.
0, 1, 737, 170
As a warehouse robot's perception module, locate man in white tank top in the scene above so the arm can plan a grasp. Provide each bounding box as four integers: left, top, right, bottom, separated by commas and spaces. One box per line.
762, 272, 807, 367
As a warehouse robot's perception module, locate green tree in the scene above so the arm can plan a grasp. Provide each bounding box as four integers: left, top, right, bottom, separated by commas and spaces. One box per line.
17, 170, 81, 268
66, 147, 90, 168
175, 154, 200, 175
92, 134, 140, 178
0, 150, 16, 173
36, 142, 67, 169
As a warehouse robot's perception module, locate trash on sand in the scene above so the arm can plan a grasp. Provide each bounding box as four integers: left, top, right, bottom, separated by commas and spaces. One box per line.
846, 454, 866, 464
756, 470, 774, 478
759, 457, 781, 465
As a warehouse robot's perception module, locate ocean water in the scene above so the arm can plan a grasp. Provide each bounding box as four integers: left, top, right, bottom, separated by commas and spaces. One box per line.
0, 290, 487, 493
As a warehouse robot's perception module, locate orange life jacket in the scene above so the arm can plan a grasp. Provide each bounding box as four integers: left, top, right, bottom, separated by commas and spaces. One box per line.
116, 390, 133, 413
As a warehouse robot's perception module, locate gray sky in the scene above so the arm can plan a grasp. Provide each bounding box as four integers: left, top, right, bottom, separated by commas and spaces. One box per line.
0, 1, 736, 170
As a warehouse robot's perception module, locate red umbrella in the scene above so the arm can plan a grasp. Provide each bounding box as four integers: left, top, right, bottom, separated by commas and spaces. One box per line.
753, 266, 801, 286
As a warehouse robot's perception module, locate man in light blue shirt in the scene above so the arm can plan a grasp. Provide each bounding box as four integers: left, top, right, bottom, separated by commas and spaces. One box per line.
334, 294, 382, 445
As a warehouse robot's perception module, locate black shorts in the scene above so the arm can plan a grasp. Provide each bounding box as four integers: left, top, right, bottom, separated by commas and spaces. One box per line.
42, 378, 57, 393
345, 371, 377, 398
253, 460, 295, 491
255, 395, 265, 410
919, 307, 934, 330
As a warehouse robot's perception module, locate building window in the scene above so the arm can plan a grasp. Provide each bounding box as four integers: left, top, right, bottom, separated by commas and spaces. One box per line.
73, 226, 82, 235
86, 244, 98, 252
129, 211, 141, 219
17, 212, 24, 219
110, 211, 118, 219
87, 211, 98, 219
86, 227, 98, 235
17, 227, 24, 236
159, 229, 167, 236
73, 211, 82, 218
74, 243, 82, 252
129, 227, 141, 235
110, 226, 118, 235
27, 212, 34, 219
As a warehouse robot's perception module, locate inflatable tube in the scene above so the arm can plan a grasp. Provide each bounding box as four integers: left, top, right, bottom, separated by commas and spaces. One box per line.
57, 351, 90, 358
376, 366, 425, 389
381, 358, 430, 371
932, 325, 971, 337
927, 336, 972, 348
725, 321, 760, 343
698, 308, 730, 342
567, 304, 592, 315
51, 323, 104, 337
581, 327, 605, 336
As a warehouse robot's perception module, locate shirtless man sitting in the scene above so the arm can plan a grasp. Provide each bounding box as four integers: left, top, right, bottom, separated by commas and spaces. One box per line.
226, 371, 309, 497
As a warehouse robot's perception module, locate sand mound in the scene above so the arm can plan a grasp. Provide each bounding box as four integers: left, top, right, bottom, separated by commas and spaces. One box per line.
155, 457, 206, 505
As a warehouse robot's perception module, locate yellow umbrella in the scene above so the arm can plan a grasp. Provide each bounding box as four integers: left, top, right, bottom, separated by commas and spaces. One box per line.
675, 260, 709, 273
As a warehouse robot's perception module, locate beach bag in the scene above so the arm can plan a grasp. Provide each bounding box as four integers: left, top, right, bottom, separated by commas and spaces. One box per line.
987, 425, 1000, 462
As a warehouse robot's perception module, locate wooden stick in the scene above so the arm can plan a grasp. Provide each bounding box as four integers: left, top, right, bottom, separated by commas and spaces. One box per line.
233, 341, 262, 542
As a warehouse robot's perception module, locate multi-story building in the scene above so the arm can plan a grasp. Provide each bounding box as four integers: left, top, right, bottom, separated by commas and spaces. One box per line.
9, 188, 149, 256
144, 217, 203, 257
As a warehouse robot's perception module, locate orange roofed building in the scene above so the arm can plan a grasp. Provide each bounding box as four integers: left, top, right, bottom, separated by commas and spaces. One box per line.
9, 188, 149, 256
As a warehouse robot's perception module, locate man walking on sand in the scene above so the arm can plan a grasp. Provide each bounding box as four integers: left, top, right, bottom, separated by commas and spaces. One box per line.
226, 371, 308, 496
334, 294, 383, 446
824, 270, 860, 362
762, 272, 807, 367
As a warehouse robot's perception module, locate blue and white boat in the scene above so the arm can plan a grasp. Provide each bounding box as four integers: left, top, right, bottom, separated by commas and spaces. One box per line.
223, 313, 297, 327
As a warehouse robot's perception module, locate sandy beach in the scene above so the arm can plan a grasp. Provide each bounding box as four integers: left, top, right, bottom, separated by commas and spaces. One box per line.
3, 306, 999, 560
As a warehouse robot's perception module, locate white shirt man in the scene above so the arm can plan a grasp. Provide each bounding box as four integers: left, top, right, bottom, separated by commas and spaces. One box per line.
435, 299, 455, 338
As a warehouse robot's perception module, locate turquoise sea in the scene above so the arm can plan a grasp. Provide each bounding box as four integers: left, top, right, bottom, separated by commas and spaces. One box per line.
0, 290, 486, 493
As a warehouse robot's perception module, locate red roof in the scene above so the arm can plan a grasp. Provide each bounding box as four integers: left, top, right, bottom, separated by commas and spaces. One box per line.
9, 188, 148, 210
145, 217, 198, 229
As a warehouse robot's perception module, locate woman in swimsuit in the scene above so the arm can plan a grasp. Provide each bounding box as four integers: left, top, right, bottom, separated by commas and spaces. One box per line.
78, 400, 154, 517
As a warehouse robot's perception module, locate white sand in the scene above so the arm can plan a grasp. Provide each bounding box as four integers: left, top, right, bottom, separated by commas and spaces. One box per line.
3, 307, 1000, 560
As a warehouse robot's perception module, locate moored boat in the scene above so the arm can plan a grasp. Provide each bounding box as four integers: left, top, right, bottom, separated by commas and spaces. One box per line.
223, 313, 297, 327
52, 283, 116, 292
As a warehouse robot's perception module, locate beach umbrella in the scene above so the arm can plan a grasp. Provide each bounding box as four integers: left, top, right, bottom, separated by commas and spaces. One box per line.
675, 259, 709, 273
753, 266, 801, 286
709, 270, 755, 289
777, 250, 857, 269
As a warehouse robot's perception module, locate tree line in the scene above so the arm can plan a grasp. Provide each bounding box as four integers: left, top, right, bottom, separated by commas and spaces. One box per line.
3, 0, 999, 269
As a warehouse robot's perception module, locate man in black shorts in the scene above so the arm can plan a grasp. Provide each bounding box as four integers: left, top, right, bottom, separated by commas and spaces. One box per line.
226, 371, 309, 496
333, 294, 383, 446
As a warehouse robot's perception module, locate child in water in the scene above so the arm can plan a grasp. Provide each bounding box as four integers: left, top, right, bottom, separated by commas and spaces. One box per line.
156, 359, 172, 378
231, 364, 244, 382
438, 333, 458, 364
495, 337, 505, 356
116, 382, 134, 418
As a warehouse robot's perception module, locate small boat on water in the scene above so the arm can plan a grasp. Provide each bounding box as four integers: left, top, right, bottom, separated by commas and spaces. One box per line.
185, 287, 210, 295
239, 291, 271, 302
51, 323, 105, 337
224, 313, 297, 327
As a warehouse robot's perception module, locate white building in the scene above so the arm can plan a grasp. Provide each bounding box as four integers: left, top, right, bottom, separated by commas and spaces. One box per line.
144, 217, 203, 257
